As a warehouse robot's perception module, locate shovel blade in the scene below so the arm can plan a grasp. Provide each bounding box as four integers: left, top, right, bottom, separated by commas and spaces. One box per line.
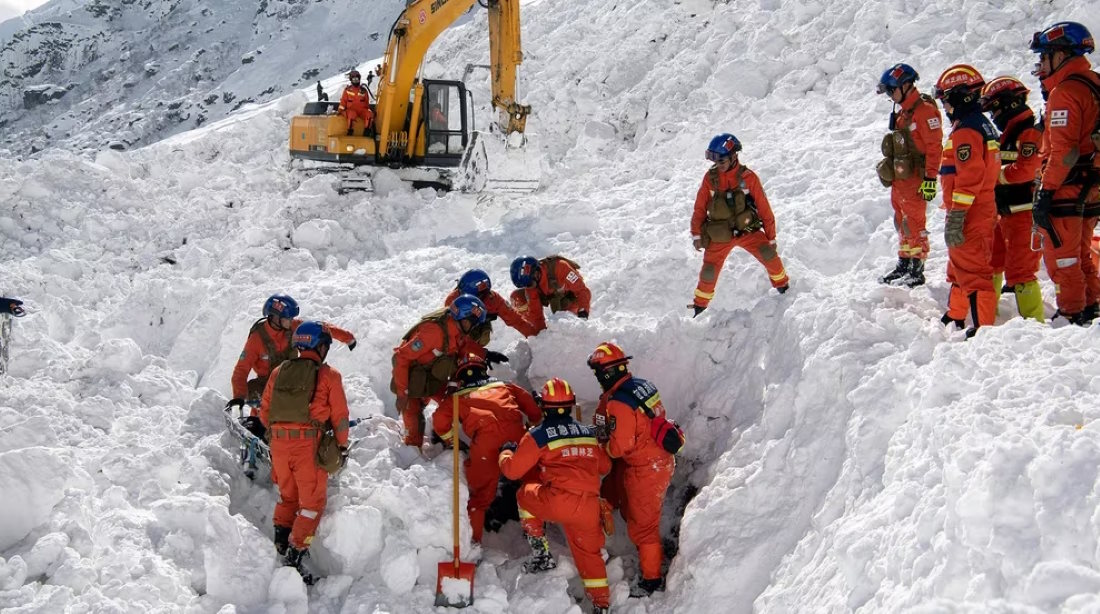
434, 560, 477, 608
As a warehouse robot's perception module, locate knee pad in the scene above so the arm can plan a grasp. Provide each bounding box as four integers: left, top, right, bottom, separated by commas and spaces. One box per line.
700, 263, 717, 282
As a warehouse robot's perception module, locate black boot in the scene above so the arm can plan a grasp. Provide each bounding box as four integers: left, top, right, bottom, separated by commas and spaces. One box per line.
345, 127, 354, 136
689, 304, 706, 318
522, 534, 556, 573
776, 284, 789, 294
273, 525, 291, 557
901, 258, 925, 287
630, 576, 666, 597
879, 257, 912, 284
1081, 303, 1100, 324
940, 312, 965, 329
283, 546, 315, 585
965, 291, 981, 339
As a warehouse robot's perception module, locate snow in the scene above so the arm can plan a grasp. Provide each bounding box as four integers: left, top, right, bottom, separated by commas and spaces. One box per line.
3, 0, 1100, 612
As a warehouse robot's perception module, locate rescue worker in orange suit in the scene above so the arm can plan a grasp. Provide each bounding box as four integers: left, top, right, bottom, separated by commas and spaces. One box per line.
935, 65, 1001, 338
587, 342, 676, 597
432, 353, 542, 543
980, 76, 1046, 321
690, 133, 789, 316
227, 294, 356, 416
259, 321, 350, 583
499, 378, 612, 614
391, 294, 489, 447
1029, 22, 1100, 325
338, 70, 374, 137
508, 255, 592, 333
445, 269, 539, 346
875, 63, 945, 287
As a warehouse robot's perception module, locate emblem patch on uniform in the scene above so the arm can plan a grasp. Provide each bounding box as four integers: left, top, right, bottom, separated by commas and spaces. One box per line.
566, 271, 579, 284
1021, 143, 1037, 157
956, 144, 972, 161
410, 338, 423, 351
1050, 109, 1069, 127
927, 117, 941, 130
608, 416, 616, 432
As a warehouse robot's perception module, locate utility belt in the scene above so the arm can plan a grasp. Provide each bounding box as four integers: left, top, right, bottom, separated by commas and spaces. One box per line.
995, 183, 1035, 216
1050, 163, 1100, 217
392, 355, 457, 399
701, 215, 763, 247
269, 426, 321, 439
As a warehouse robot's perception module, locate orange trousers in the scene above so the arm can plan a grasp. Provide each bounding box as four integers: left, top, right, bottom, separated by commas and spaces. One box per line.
891, 180, 929, 259
601, 456, 674, 581
1038, 216, 1087, 315
693, 232, 788, 308
465, 424, 525, 542
945, 213, 996, 326
402, 395, 443, 446
518, 484, 609, 608
344, 105, 374, 132
991, 212, 1041, 286
1080, 216, 1100, 308
271, 439, 329, 550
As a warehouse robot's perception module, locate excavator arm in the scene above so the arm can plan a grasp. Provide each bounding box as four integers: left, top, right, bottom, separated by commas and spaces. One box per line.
374, 0, 530, 159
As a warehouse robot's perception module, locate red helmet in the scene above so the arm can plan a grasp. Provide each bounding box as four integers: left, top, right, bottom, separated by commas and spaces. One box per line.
539, 378, 575, 416
587, 342, 632, 389
979, 76, 1029, 112
934, 64, 985, 100
348, 70, 361, 81
453, 353, 488, 387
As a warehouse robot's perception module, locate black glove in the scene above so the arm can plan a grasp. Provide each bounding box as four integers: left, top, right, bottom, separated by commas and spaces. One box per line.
338, 446, 349, 469
486, 313, 499, 322
226, 398, 245, 412
1032, 188, 1062, 248
0, 298, 25, 317
577, 309, 589, 319
500, 441, 518, 453
485, 350, 509, 367
347, 338, 357, 351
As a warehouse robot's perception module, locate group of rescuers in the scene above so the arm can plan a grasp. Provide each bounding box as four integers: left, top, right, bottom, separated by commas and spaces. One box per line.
218, 18, 1097, 610
226, 255, 682, 612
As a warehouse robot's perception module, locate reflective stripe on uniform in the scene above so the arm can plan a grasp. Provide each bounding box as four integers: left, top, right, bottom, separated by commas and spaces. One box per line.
547, 436, 598, 450
583, 577, 609, 588
952, 192, 975, 205
518, 507, 534, 519
299, 509, 319, 519
694, 289, 714, 300
769, 270, 787, 281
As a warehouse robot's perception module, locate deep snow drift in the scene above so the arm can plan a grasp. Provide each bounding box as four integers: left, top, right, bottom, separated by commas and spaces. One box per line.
3, 0, 1100, 612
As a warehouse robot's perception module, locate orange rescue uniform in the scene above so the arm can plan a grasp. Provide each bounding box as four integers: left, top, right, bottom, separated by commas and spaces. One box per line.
500, 415, 611, 609
392, 317, 484, 446
231, 319, 355, 405
890, 88, 944, 260
445, 288, 539, 338
690, 162, 788, 307
595, 376, 675, 583
1036, 57, 1100, 316
260, 352, 350, 550
991, 109, 1043, 287
509, 257, 592, 334
433, 380, 542, 542
339, 84, 374, 133
940, 111, 1001, 325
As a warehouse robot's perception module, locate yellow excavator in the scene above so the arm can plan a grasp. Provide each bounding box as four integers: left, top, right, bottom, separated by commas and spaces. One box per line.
288, 0, 540, 193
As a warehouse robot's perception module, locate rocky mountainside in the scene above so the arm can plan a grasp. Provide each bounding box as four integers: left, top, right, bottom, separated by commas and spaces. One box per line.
0, 0, 406, 154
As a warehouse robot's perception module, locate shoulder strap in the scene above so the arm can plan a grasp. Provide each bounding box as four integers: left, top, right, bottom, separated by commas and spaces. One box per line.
1000, 116, 1033, 152
707, 166, 720, 191
251, 319, 282, 361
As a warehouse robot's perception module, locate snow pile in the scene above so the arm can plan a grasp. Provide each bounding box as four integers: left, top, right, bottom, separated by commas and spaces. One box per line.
2, 0, 1100, 612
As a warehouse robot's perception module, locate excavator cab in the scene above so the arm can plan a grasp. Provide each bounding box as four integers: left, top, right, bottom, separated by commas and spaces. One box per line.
421, 80, 469, 166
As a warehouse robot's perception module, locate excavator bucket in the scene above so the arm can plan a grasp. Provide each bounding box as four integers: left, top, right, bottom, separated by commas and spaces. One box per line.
458, 130, 542, 194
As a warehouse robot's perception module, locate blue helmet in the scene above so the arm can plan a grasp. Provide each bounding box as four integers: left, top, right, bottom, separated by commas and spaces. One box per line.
457, 269, 492, 297
877, 63, 919, 94
263, 294, 299, 318
1030, 22, 1094, 56
705, 133, 741, 161
292, 321, 332, 350
510, 256, 539, 288
448, 294, 487, 325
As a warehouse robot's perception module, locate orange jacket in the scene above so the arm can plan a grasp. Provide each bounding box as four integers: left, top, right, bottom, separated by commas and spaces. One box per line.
391, 316, 484, 397
339, 85, 372, 112
433, 380, 542, 442
511, 258, 592, 333
444, 288, 538, 337
994, 110, 1042, 214
595, 376, 673, 467
691, 162, 778, 240
499, 415, 610, 496
259, 352, 350, 446
940, 112, 1000, 224
893, 88, 945, 182
1038, 57, 1099, 208
231, 319, 355, 399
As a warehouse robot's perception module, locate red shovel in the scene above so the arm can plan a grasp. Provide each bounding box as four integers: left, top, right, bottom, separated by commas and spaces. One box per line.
435, 393, 476, 607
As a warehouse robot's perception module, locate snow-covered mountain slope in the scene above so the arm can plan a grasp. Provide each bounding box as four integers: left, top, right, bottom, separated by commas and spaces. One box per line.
3, 0, 1100, 612
0, 0, 406, 154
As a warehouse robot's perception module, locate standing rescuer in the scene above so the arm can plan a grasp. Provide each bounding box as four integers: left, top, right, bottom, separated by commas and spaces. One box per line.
588, 342, 683, 597
690, 133, 789, 317
498, 378, 611, 614
260, 321, 350, 583
979, 76, 1045, 321
1028, 21, 1100, 325
875, 63, 945, 287
935, 64, 1001, 338
228, 294, 356, 414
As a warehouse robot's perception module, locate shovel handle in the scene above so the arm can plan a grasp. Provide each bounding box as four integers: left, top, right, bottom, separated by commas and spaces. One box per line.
452, 393, 461, 562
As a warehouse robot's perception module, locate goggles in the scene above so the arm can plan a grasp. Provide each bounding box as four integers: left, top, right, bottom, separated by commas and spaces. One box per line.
705, 149, 735, 162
